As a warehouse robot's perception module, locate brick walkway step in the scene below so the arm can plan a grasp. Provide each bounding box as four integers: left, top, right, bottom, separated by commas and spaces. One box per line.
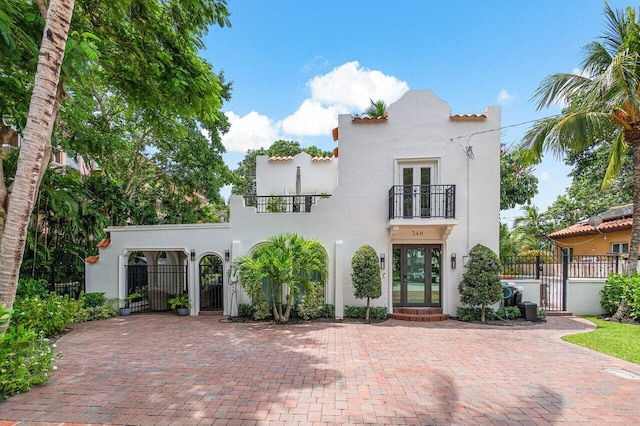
390, 307, 448, 322
547, 311, 573, 317
198, 310, 224, 316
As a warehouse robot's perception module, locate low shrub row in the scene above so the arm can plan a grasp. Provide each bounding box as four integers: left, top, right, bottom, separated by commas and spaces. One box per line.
1, 280, 115, 401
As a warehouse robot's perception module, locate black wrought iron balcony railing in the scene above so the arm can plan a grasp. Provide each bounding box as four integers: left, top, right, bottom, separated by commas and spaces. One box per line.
244, 194, 331, 213
388, 185, 455, 219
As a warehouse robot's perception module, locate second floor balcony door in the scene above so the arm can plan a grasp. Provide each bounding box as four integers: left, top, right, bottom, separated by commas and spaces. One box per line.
401, 164, 434, 218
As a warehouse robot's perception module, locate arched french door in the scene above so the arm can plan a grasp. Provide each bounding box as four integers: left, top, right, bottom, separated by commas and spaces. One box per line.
199, 254, 224, 311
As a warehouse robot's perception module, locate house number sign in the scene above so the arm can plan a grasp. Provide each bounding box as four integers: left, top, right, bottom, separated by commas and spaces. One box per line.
411, 230, 424, 237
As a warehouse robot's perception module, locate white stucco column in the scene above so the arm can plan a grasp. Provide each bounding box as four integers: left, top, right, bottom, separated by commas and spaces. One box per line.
335, 240, 344, 319
229, 240, 241, 317
189, 251, 197, 316
118, 253, 128, 301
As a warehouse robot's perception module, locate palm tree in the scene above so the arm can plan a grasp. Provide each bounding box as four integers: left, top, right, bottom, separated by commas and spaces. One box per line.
232, 233, 328, 323
521, 4, 640, 271
363, 99, 387, 118
0, 0, 75, 322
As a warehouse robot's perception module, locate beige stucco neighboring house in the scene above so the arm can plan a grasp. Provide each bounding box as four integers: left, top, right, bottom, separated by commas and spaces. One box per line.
85, 89, 501, 320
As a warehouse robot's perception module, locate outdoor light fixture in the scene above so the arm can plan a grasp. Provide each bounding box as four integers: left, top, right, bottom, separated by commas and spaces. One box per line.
451, 253, 457, 269
190, 249, 195, 261
380, 253, 385, 270
225, 249, 230, 262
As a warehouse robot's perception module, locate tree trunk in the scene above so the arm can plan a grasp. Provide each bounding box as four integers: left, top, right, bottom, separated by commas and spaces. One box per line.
283, 294, 291, 322
0, 0, 74, 321
627, 132, 640, 275
365, 297, 371, 322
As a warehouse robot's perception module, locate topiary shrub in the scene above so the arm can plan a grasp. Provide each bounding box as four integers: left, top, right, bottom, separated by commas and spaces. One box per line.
458, 244, 503, 323
351, 245, 382, 322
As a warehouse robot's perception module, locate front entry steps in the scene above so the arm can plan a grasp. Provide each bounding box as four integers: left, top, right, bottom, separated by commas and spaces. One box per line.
199, 310, 224, 317
390, 307, 448, 322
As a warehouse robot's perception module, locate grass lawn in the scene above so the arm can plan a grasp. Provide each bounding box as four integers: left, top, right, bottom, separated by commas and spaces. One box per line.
563, 316, 640, 365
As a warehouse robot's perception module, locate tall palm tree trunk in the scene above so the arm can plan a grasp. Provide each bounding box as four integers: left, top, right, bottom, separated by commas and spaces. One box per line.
628, 130, 640, 274
0, 0, 74, 322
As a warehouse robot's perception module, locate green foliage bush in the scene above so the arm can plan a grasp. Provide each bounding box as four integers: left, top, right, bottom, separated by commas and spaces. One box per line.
600, 273, 640, 317
0, 305, 59, 401
344, 305, 387, 320
237, 303, 254, 318
456, 306, 522, 322
351, 245, 382, 321
296, 283, 325, 320
16, 278, 49, 298
320, 304, 335, 318
82, 292, 107, 309
12, 294, 82, 337
458, 244, 503, 322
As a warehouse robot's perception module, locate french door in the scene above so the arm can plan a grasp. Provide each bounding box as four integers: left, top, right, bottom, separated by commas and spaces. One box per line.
400, 164, 434, 218
392, 244, 441, 307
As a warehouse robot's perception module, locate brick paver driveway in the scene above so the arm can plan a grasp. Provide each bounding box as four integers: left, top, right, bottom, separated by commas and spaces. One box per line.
1, 315, 639, 425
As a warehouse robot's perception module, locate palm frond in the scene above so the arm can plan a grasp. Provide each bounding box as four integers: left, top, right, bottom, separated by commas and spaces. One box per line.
603, 131, 627, 189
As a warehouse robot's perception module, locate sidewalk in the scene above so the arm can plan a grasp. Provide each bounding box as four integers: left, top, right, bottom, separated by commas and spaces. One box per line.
0, 315, 639, 425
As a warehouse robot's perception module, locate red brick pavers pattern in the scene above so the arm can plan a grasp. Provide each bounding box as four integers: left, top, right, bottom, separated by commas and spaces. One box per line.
1, 315, 639, 425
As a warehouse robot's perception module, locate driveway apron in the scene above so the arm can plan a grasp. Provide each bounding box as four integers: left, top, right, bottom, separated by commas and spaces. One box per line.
0, 315, 639, 425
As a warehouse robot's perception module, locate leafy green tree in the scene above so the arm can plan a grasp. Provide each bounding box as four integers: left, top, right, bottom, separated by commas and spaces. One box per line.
232, 234, 328, 323
232, 140, 333, 196
458, 244, 503, 322
500, 148, 538, 210
544, 140, 633, 229
521, 4, 640, 270
350, 245, 382, 322
0, 0, 233, 316
512, 205, 554, 254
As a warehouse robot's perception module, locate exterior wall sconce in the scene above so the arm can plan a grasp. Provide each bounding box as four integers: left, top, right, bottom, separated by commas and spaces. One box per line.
451, 253, 456, 269
190, 249, 196, 261
380, 253, 385, 270
225, 249, 230, 262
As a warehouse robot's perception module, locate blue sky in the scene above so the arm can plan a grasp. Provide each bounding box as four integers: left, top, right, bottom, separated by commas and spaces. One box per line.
202, 1, 632, 222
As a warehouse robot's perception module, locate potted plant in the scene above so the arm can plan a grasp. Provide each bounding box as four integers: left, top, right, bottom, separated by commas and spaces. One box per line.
118, 292, 142, 316
168, 293, 191, 316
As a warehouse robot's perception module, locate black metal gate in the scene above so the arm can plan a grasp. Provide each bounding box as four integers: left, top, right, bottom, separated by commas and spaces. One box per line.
126, 265, 188, 312
200, 255, 224, 311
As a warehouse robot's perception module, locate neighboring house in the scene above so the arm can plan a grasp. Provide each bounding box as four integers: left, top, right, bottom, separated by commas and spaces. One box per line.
85, 90, 501, 320
2, 132, 96, 175
547, 204, 632, 259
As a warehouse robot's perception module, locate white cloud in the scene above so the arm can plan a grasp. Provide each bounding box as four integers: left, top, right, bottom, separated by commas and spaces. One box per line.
221, 111, 281, 153
281, 99, 348, 136
539, 171, 550, 182
222, 61, 410, 147
308, 61, 409, 111
279, 61, 409, 137
497, 89, 516, 104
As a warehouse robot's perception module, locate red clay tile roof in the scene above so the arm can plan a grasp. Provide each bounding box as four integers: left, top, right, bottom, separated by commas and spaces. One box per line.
450, 112, 488, 121
548, 216, 632, 239
86, 255, 100, 263
268, 156, 294, 162
96, 238, 111, 248
332, 127, 339, 141
311, 156, 332, 162
351, 114, 388, 122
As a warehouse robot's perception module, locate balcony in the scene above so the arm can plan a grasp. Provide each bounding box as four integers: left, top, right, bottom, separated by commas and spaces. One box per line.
244, 194, 330, 213
388, 185, 455, 219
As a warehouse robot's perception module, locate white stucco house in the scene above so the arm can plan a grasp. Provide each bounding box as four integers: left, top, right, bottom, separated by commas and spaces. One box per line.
85, 89, 500, 320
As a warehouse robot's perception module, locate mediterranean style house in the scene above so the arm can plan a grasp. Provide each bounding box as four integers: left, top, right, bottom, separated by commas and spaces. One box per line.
85, 89, 501, 320
547, 204, 632, 258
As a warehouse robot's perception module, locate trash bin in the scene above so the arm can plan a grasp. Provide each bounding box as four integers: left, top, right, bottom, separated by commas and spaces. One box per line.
518, 301, 538, 322
503, 282, 523, 307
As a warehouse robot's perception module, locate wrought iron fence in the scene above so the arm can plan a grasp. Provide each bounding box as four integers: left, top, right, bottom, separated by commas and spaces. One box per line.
500, 253, 627, 280
244, 194, 330, 213
388, 185, 455, 219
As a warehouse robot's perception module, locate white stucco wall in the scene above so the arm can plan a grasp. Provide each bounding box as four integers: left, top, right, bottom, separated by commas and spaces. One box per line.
566, 278, 607, 316
86, 89, 501, 317
256, 152, 338, 196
